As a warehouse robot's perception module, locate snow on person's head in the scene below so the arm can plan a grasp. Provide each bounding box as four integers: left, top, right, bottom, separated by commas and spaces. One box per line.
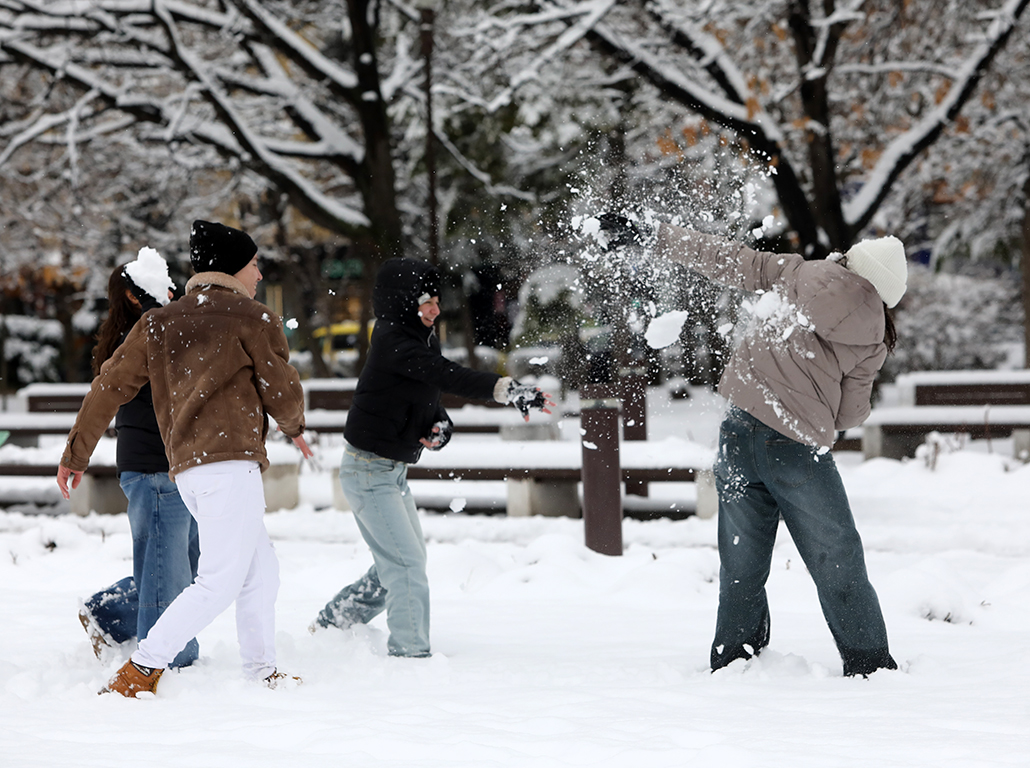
123, 247, 175, 306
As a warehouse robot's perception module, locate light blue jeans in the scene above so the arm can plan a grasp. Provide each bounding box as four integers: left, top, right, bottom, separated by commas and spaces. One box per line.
85, 471, 200, 668
711, 407, 895, 676
316, 444, 430, 657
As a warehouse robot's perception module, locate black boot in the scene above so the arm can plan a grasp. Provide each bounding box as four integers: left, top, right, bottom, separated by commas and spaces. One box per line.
711, 607, 770, 671
841, 647, 898, 677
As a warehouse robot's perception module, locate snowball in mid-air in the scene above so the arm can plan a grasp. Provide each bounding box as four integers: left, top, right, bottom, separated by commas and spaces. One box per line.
644, 310, 690, 349
578, 216, 601, 237
124, 247, 174, 306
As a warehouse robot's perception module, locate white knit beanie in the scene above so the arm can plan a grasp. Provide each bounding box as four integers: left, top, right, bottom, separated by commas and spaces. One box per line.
845, 236, 908, 308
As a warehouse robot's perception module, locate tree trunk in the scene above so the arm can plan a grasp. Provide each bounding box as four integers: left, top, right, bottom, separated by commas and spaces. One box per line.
788, 1, 848, 255
459, 270, 480, 370
348, 0, 405, 268
1023, 171, 1030, 369
281, 266, 332, 379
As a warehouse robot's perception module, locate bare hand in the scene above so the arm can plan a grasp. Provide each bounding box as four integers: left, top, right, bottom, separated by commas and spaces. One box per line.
419, 426, 444, 449
57, 465, 83, 500
419, 420, 452, 451
291, 434, 314, 459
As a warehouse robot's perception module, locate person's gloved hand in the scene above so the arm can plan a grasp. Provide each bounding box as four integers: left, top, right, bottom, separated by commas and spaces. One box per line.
420, 419, 453, 451
596, 213, 655, 251
505, 380, 555, 421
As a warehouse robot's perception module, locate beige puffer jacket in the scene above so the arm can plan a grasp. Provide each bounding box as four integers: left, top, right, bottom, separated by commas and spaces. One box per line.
61, 272, 305, 478
656, 223, 887, 449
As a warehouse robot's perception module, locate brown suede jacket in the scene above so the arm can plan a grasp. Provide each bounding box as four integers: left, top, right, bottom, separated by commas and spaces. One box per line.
61, 272, 305, 478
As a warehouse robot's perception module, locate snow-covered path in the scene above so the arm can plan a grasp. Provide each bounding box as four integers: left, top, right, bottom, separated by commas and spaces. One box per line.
2, 444, 1029, 767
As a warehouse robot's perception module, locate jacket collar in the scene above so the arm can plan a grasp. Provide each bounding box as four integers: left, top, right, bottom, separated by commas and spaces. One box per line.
185, 271, 249, 296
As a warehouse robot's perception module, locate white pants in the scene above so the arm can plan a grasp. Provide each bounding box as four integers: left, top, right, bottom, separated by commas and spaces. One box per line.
132, 461, 279, 680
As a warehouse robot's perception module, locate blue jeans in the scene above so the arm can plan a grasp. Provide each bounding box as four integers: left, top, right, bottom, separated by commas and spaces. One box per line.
711, 407, 895, 676
85, 471, 200, 668
316, 445, 430, 657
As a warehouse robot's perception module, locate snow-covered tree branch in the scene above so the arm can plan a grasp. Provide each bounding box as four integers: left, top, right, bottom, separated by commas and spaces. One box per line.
0, 0, 422, 266
467, 0, 1030, 257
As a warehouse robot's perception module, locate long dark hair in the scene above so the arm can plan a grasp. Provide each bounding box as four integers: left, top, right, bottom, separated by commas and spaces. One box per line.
883, 304, 897, 355
92, 267, 142, 376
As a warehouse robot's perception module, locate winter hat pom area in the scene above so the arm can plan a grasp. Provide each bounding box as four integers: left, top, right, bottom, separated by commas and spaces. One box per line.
189, 220, 257, 276
845, 235, 908, 308
123, 247, 174, 306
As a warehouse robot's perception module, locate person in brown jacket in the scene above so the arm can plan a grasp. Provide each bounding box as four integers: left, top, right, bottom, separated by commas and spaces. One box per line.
58, 220, 313, 697
597, 213, 904, 677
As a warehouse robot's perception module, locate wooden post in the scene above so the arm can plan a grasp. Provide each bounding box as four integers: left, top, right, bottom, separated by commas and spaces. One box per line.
619, 368, 648, 497
580, 384, 622, 556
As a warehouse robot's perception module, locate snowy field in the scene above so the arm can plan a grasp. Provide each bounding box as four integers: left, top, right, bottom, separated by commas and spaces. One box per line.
1, 390, 1029, 767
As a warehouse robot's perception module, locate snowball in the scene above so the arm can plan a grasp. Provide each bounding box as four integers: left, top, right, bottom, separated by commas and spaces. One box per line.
644, 310, 690, 349
578, 216, 601, 238
124, 247, 174, 306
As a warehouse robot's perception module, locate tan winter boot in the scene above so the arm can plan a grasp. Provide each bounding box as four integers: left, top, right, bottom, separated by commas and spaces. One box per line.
99, 660, 164, 698
264, 669, 302, 690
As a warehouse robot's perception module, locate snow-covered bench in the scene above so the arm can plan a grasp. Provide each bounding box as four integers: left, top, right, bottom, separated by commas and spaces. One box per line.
19, 382, 94, 413
0, 440, 304, 515
862, 405, 1030, 461
6, 381, 528, 448
894, 370, 1030, 407
0, 412, 104, 447
860, 370, 1030, 460
304, 378, 518, 435
303, 404, 530, 436
328, 438, 717, 519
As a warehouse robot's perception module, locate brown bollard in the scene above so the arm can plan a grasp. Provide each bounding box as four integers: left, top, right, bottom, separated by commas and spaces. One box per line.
580, 384, 623, 556
619, 369, 648, 497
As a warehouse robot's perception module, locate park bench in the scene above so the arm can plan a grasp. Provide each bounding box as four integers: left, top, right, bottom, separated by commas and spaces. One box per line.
894, 369, 1030, 407
20, 382, 94, 413
862, 403, 1030, 460
1, 380, 520, 448
304, 378, 513, 434
860, 370, 1030, 460
0, 439, 303, 516
327, 436, 716, 520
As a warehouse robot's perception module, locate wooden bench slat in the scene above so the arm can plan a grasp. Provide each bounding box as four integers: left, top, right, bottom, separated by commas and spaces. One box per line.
914, 383, 1030, 407
406, 467, 697, 482
0, 464, 118, 477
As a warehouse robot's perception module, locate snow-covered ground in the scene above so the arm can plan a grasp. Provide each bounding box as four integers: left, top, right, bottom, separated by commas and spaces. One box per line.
1, 388, 1029, 767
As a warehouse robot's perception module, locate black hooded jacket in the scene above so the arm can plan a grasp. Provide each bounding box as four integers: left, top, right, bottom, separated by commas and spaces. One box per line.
344, 258, 501, 463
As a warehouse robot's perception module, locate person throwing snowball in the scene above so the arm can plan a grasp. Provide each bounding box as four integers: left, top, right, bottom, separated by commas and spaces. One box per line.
311, 257, 553, 657
595, 212, 902, 677
58, 220, 312, 696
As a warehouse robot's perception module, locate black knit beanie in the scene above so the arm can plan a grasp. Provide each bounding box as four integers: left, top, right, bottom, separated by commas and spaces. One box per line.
189, 220, 258, 275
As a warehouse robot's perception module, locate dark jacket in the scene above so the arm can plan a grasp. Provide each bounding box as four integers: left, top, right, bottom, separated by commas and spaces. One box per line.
115, 381, 168, 475
345, 258, 501, 464
114, 293, 168, 475
62, 272, 305, 478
